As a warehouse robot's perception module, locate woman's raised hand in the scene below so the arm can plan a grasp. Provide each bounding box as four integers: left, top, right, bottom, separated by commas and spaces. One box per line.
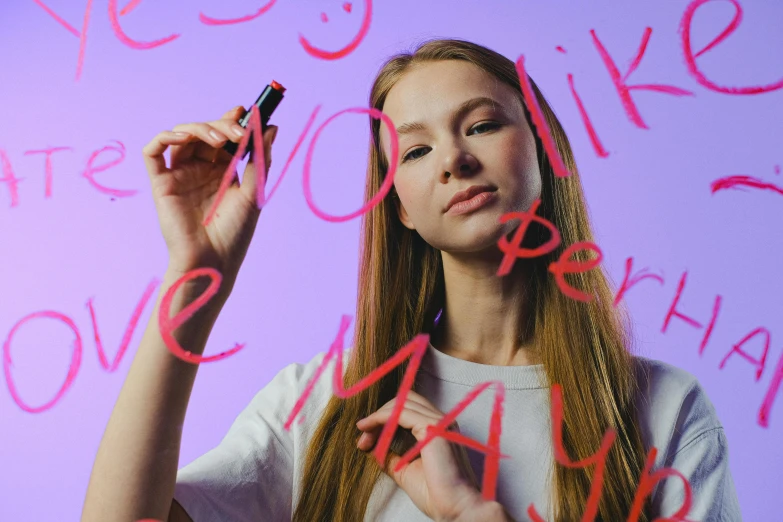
142, 106, 278, 291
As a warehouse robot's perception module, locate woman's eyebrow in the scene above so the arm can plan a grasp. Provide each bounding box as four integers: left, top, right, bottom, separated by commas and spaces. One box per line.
395, 96, 507, 137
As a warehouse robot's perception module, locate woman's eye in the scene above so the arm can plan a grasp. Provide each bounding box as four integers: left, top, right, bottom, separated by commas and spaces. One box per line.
402, 147, 429, 163
402, 121, 500, 163
470, 121, 500, 134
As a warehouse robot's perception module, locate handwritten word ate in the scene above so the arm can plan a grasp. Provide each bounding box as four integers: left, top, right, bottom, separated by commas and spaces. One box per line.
0, 141, 136, 207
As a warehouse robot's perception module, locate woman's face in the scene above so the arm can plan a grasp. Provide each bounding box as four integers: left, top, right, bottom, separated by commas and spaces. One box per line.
379, 60, 542, 255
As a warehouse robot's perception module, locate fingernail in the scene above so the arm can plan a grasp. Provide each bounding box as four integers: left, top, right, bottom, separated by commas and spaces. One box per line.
231, 125, 245, 137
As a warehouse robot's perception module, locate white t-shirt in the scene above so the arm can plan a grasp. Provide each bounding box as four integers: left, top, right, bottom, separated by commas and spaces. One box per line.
173, 343, 742, 521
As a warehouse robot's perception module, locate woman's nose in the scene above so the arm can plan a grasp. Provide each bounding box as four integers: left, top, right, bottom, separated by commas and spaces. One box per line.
439, 145, 478, 181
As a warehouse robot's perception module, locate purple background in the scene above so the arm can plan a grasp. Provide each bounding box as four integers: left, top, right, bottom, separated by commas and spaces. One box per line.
1, 1, 781, 520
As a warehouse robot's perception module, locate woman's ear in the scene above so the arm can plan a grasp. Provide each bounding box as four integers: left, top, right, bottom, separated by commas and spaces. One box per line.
393, 192, 416, 230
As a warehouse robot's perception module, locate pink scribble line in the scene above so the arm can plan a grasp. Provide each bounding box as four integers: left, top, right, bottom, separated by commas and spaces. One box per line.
710, 175, 783, 197
199, 0, 277, 26
108, 0, 180, 50
33, 0, 80, 36
119, 0, 142, 16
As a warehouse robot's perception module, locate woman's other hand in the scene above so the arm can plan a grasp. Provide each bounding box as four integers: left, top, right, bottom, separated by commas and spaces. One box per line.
356, 390, 513, 521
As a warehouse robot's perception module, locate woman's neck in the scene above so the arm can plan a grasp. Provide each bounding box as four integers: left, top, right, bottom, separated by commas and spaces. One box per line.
432, 253, 539, 366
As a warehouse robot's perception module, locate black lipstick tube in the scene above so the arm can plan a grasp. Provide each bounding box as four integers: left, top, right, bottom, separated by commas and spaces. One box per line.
222, 80, 285, 159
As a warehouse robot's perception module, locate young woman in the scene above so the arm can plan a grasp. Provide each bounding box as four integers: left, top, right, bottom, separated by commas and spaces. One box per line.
82, 39, 742, 522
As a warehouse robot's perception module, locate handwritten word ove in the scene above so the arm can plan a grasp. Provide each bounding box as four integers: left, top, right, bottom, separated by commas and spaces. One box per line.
2, 279, 159, 412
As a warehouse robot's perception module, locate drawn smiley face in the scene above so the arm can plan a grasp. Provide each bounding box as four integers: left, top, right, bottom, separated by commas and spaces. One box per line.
298, 0, 373, 60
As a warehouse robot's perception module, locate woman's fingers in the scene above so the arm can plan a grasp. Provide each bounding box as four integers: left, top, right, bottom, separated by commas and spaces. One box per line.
168, 118, 268, 168
221, 105, 246, 120
150, 105, 276, 208
141, 130, 192, 177
356, 399, 448, 451
170, 122, 233, 164
166, 107, 243, 166
238, 124, 276, 204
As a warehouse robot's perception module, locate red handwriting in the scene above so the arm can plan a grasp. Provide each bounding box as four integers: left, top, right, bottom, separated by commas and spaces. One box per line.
626, 447, 695, 522
88, 279, 160, 372
35, 0, 372, 81
496, 199, 604, 302
34, 0, 180, 81
661, 272, 722, 356
132, 376, 696, 522
22, 146, 71, 198
282, 315, 509, 500
302, 106, 398, 222
528, 382, 616, 521
527, 384, 696, 522
590, 27, 694, 130
711, 174, 783, 198
201, 102, 399, 226
0, 148, 22, 206
681, 0, 783, 95
3, 311, 82, 414
279, 317, 695, 519
515, 55, 573, 178
199, 0, 277, 27
81, 140, 138, 197
158, 267, 245, 364
718, 328, 770, 381
2, 278, 160, 412
0, 142, 136, 207
299, 0, 373, 61
566, 72, 610, 158
534, 0, 781, 163
203, 106, 269, 225
135, 242, 783, 432
616, 257, 783, 428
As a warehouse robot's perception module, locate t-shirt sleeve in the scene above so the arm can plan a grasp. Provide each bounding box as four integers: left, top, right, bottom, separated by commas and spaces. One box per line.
172, 353, 327, 522
650, 381, 743, 521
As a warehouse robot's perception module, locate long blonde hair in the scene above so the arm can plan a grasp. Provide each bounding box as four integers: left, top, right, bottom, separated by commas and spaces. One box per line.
292, 38, 650, 522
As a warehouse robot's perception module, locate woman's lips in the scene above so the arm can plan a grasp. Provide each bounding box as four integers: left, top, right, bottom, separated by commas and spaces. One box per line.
446, 190, 498, 215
